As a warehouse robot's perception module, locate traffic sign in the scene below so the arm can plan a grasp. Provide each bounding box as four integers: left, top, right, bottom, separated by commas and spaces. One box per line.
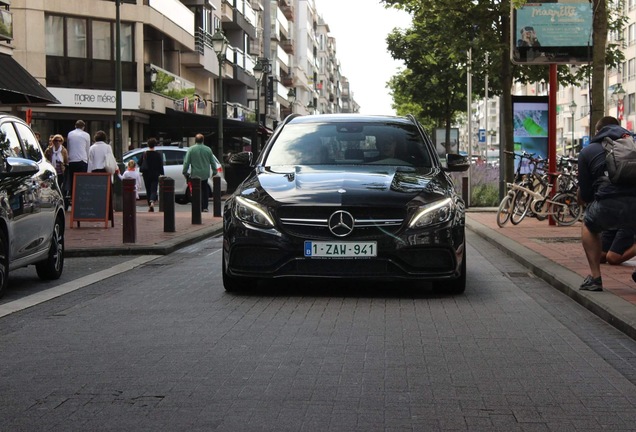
478, 129, 486, 143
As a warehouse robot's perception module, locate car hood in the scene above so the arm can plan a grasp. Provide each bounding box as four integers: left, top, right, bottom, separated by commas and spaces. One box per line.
240, 165, 453, 206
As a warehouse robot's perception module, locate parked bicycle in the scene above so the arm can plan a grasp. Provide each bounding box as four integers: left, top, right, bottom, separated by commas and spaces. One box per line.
497, 172, 583, 227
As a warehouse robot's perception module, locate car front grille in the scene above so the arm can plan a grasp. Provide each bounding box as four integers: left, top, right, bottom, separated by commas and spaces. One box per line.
277, 206, 405, 240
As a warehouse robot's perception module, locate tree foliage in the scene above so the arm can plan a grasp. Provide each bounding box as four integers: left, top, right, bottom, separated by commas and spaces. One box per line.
382, 0, 625, 182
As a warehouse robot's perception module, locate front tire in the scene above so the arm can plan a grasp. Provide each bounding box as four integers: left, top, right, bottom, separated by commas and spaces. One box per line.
496, 193, 513, 227
36, 216, 64, 280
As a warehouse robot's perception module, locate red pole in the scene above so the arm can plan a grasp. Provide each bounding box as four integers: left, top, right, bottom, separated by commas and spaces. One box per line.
548, 64, 557, 226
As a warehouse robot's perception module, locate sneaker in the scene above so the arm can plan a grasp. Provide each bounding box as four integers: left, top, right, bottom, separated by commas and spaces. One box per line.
202, 208, 209, 213
579, 275, 603, 291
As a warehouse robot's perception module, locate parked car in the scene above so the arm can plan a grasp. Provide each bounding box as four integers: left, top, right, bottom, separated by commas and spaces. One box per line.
0, 114, 65, 298
222, 114, 470, 293
122, 146, 227, 204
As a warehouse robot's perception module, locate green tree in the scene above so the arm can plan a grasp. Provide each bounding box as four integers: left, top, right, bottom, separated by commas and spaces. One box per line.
382, 0, 624, 185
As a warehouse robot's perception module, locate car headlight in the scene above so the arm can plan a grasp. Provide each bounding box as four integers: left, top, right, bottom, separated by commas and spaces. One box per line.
409, 198, 454, 228
234, 196, 275, 228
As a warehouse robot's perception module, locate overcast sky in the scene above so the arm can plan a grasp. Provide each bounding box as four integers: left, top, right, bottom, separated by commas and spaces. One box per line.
315, 0, 412, 115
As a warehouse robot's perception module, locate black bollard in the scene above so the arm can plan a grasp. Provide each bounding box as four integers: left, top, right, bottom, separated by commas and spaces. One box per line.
122, 178, 136, 243
190, 177, 202, 225
462, 177, 469, 208
213, 176, 222, 217
158, 175, 166, 212
162, 177, 175, 232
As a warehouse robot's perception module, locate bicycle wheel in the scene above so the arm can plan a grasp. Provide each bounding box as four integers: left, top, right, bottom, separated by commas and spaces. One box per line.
496, 193, 513, 227
551, 192, 583, 226
510, 190, 531, 225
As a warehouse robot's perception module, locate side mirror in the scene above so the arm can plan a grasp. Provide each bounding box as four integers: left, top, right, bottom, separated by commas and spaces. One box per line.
0, 157, 39, 177
444, 153, 470, 172
228, 151, 254, 166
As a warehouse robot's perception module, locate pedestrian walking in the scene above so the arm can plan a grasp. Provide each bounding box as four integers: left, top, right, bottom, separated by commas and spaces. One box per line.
577, 116, 636, 291
118, 160, 142, 200
139, 137, 164, 212
182, 133, 218, 212
87, 130, 117, 174
44, 134, 69, 195
66, 119, 91, 209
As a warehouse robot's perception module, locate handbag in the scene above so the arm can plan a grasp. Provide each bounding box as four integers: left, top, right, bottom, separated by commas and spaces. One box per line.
105, 149, 118, 174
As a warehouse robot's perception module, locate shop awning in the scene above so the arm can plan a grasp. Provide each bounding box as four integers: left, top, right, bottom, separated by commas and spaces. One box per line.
149, 108, 259, 139
0, 54, 60, 105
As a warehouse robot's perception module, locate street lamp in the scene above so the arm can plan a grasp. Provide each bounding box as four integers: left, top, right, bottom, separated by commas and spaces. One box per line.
211, 30, 229, 165
287, 88, 296, 114
569, 100, 577, 154
612, 84, 626, 124
253, 61, 263, 126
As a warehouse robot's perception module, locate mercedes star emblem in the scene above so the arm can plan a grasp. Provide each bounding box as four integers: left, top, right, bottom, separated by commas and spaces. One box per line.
328, 210, 355, 237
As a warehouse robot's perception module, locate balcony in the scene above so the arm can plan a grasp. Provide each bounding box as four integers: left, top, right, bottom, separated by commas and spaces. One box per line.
281, 39, 294, 55
281, 2, 294, 21
282, 73, 294, 87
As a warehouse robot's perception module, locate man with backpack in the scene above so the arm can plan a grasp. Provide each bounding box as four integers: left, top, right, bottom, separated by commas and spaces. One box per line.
577, 116, 636, 291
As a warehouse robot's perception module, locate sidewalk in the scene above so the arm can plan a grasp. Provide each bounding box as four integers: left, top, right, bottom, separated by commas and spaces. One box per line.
64, 203, 223, 257
64, 205, 636, 339
467, 210, 636, 340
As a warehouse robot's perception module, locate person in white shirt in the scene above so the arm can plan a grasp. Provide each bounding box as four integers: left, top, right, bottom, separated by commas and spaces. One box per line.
117, 160, 142, 199
66, 119, 91, 208
87, 130, 115, 173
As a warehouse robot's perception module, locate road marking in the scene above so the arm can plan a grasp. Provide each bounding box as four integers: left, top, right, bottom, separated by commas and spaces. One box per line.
0, 255, 160, 318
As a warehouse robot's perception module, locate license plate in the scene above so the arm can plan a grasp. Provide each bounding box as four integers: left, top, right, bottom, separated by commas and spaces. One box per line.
304, 241, 377, 258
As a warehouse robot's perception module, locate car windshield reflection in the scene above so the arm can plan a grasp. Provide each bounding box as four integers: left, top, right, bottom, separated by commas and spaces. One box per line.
264, 123, 433, 168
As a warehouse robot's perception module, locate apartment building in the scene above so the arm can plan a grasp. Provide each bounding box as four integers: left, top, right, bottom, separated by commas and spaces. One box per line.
1, 0, 359, 159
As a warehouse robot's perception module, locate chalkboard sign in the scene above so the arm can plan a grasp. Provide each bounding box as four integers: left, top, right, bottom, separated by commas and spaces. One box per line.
70, 173, 113, 228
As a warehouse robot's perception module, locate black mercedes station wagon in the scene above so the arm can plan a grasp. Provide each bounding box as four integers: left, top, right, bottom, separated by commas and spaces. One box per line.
222, 114, 470, 293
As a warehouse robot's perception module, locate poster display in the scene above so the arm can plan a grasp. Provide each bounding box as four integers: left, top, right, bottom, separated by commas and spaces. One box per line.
511, 1, 593, 65
512, 96, 549, 174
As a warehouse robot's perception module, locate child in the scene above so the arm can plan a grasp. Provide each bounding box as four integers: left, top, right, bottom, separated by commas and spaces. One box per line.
118, 160, 142, 200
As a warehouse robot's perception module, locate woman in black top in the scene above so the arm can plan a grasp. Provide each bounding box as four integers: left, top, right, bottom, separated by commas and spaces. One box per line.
140, 138, 164, 212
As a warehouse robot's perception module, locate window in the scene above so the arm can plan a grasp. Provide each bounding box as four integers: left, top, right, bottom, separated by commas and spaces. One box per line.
67, 17, 87, 58
629, 93, 635, 116
45, 15, 64, 56
629, 58, 636, 81
0, 122, 21, 158
45, 14, 135, 91
629, 24, 636, 46
14, 122, 42, 162
92, 21, 111, 60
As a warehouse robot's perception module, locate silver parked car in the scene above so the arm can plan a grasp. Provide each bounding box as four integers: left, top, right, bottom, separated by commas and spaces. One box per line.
122, 145, 227, 204
0, 114, 65, 298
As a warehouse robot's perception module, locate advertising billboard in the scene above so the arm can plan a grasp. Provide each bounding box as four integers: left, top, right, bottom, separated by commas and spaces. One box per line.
512, 96, 549, 174
511, 1, 593, 65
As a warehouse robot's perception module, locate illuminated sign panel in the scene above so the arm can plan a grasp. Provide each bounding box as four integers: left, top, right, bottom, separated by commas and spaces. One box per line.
511, 1, 593, 65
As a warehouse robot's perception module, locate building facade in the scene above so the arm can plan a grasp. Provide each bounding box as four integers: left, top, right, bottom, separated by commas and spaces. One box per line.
1, 0, 359, 159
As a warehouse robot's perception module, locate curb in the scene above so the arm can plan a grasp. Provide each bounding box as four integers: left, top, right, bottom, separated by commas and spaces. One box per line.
65, 224, 224, 258
466, 216, 636, 340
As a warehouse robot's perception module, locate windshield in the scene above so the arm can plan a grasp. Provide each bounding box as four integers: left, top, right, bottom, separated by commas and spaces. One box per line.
264, 122, 434, 168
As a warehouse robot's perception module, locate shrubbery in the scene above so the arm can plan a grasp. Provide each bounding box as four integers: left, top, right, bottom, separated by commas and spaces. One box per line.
450, 164, 500, 207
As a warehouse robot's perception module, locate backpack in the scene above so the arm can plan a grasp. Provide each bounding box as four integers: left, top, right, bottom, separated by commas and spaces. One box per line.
602, 134, 636, 185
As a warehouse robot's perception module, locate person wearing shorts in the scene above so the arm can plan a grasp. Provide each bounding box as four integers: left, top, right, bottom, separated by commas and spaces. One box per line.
578, 116, 636, 291
601, 229, 636, 265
